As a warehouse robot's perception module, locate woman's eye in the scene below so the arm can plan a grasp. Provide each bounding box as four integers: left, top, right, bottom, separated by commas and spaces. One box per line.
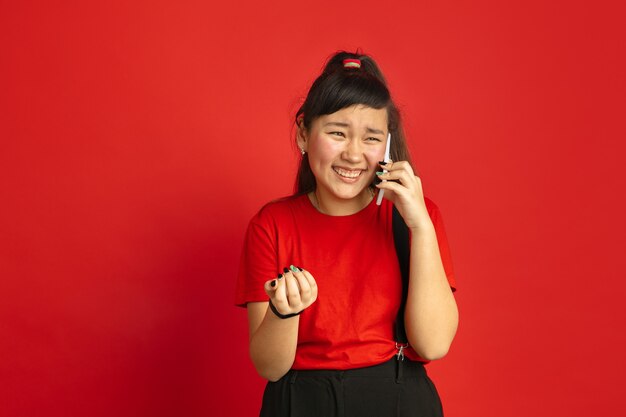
330, 131, 345, 137
367, 137, 382, 142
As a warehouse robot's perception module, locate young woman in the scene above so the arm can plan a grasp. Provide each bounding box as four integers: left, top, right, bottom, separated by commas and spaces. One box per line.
236, 51, 458, 417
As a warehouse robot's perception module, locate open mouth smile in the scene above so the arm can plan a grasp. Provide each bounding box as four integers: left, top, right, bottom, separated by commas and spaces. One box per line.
333, 167, 364, 179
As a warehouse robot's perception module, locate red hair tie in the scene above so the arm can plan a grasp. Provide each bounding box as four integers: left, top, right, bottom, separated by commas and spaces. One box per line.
343, 59, 361, 69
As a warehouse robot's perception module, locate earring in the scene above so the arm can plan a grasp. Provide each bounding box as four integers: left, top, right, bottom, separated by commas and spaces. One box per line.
300, 148, 306, 155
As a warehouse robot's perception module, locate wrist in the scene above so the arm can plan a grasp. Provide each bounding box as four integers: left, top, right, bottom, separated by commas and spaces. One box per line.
268, 300, 303, 319
408, 220, 435, 235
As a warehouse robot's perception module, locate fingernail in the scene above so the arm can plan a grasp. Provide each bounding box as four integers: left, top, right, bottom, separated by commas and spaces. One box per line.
297, 266, 303, 271
277, 273, 283, 280
283, 267, 290, 273
376, 171, 384, 176
379, 161, 387, 165
270, 280, 276, 287
373, 176, 382, 185
290, 265, 299, 273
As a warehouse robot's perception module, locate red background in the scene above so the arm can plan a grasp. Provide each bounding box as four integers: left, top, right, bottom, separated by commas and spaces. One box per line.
1, 1, 625, 416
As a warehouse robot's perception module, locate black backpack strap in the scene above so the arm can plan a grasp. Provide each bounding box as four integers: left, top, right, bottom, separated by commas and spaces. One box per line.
392, 206, 410, 344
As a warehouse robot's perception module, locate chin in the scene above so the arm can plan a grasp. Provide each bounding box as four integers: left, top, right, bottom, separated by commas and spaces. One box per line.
334, 185, 370, 201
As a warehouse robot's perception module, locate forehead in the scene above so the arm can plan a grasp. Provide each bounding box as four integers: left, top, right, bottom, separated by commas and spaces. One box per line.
318, 105, 388, 129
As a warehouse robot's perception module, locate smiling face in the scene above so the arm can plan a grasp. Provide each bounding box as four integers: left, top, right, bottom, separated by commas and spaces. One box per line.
297, 104, 388, 215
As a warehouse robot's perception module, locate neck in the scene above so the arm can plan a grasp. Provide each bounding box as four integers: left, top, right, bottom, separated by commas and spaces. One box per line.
309, 188, 374, 216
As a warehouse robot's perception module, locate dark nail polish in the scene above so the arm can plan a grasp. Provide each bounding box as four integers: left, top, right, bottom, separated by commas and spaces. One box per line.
270, 280, 276, 287
297, 266, 303, 271
379, 161, 388, 165
277, 273, 283, 279
283, 267, 290, 273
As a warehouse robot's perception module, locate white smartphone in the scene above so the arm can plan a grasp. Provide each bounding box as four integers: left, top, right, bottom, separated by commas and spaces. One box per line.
376, 133, 392, 205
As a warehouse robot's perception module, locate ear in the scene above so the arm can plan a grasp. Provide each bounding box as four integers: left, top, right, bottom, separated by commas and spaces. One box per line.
296, 121, 308, 152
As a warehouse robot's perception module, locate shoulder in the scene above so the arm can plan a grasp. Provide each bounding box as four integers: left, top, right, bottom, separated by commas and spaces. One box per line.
249, 194, 308, 226
423, 197, 451, 229
424, 196, 441, 218
384, 196, 442, 221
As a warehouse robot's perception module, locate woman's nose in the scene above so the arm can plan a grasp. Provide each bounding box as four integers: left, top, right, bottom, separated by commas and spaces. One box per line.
341, 139, 363, 162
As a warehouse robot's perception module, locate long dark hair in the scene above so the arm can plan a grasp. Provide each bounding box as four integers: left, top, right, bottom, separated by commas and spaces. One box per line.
294, 51, 412, 195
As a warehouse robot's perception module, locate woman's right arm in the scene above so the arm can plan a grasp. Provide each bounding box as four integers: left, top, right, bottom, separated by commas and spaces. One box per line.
247, 268, 317, 382
248, 301, 299, 382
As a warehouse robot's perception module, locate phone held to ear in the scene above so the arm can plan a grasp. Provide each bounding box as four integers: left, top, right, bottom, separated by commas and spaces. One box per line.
376, 133, 391, 206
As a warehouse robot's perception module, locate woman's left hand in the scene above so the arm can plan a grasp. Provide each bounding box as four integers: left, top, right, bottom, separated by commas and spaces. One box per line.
375, 160, 433, 231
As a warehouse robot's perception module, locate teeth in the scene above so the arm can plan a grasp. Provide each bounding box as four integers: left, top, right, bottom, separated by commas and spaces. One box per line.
334, 167, 362, 178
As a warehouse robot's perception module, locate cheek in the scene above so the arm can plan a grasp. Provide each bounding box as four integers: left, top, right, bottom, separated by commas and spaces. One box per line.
365, 147, 386, 166
310, 140, 341, 163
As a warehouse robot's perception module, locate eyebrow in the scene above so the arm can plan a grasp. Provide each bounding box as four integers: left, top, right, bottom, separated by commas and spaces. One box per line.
324, 122, 385, 135
324, 122, 350, 128
366, 127, 385, 135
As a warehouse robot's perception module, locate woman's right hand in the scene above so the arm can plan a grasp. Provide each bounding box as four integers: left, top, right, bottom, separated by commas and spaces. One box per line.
264, 265, 318, 316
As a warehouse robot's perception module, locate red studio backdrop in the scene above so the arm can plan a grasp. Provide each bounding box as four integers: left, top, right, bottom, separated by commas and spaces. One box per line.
1, 1, 625, 416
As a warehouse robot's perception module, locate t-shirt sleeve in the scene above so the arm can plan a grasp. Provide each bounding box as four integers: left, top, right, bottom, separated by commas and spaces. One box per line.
425, 198, 457, 291
234, 210, 278, 307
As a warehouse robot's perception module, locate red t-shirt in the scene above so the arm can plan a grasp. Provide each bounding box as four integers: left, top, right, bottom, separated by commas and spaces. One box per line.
235, 194, 456, 370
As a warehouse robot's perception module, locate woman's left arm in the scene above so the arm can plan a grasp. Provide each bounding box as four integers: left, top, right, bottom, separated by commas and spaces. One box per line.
375, 161, 459, 360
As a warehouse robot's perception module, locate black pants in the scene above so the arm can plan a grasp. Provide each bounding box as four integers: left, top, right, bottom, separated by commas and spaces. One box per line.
260, 358, 444, 417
